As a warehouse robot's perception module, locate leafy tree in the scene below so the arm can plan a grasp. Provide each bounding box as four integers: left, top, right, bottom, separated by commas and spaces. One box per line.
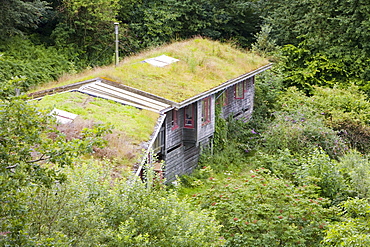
0, 0, 50, 37
117, 0, 262, 53
0, 90, 108, 245
260, 0, 370, 93
52, 0, 120, 66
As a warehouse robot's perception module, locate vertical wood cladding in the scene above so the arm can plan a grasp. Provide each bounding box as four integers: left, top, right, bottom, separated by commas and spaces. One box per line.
165, 109, 182, 149
162, 76, 255, 181
197, 95, 215, 143
164, 145, 183, 182
220, 76, 254, 119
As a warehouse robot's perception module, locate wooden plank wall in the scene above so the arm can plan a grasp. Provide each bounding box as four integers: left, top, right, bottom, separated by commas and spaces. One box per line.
220, 76, 254, 119
163, 77, 255, 181
197, 95, 215, 143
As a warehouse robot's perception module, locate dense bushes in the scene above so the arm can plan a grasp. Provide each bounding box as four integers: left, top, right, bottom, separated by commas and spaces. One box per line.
190, 168, 337, 246
179, 73, 370, 246
277, 86, 370, 154
0, 37, 73, 90
322, 198, 370, 246
2, 160, 222, 246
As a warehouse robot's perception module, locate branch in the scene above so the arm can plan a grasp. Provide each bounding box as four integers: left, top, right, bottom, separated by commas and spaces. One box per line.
26, 154, 47, 164
5, 164, 17, 169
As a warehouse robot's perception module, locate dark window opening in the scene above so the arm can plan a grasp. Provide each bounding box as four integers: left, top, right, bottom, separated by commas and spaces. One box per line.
153, 128, 165, 154
234, 82, 244, 99
201, 97, 211, 125
184, 105, 194, 128
171, 109, 179, 130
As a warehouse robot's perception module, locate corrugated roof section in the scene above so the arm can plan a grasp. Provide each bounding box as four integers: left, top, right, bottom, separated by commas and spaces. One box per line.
78, 80, 171, 113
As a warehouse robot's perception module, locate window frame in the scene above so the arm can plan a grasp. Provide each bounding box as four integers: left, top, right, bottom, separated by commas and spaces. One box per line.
184, 104, 195, 128
171, 109, 179, 130
223, 90, 229, 106
201, 97, 211, 125
234, 81, 245, 99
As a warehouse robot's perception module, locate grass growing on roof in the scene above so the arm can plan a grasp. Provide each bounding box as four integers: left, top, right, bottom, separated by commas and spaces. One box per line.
31, 38, 270, 102
36, 92, 159, 144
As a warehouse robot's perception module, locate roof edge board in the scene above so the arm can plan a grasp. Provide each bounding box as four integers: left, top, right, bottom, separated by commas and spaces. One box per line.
28, 78, 99, 99
176, 63, 272, 108
135, 113, 167, 177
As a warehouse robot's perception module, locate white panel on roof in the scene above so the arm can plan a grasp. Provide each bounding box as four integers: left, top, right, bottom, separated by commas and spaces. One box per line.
143, 55, 180, 67
78, 81, 171, 113
51, 108, 78, 124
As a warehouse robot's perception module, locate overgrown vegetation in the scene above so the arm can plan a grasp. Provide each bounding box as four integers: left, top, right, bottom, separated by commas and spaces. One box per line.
1, 85, 222, 246
32, 38, 269, 102
37, 91, 159, 167
0, 37, 73, 90
0, 90, 109, 245
2, 1, 370, 246
2, 158, 223, 246
177, 72, 370, 246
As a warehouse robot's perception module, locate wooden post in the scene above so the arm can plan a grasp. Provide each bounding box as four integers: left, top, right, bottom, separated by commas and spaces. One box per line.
114, 22, 119, 67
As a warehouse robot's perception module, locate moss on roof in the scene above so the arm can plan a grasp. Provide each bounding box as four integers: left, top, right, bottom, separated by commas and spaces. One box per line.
32, 38, 270, 102
36, 92, 160, 168
37, 92, 159, 143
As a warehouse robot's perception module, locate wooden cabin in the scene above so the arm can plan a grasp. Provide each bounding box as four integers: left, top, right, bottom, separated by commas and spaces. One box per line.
30, 38, 272, 181
151, 66, 268, 181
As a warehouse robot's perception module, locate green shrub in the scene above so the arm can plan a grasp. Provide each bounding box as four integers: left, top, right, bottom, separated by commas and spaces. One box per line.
251, 70, 284, 126
189, 168, 338, 246
296, 149, 349, 203
338, 150, 370, 199
322, 198, 370, 246
16, 160, 222, 247
278, 86, 370, 154
0, 37, 73, 90
260, 110, 347, 158
25, 160, 112, 246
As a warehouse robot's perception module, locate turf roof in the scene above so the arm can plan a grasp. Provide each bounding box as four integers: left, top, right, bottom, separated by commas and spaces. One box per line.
36, 92, 160, 167
37, 92, 159, 143
33, 38, 270, 103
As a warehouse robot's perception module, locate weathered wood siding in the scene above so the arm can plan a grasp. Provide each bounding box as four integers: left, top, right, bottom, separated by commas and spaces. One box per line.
164, 145, 183, 181
220, 76, 255, 119
197, 95, 215, 143
182, 144, 200, 174
164, 109, 182, 149
163, 103, 200, 181
163, 77, 255, 181
163, 98, 217, 181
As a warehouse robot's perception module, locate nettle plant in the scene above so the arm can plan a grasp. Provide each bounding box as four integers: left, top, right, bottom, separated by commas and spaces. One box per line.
189, 168, 338, 247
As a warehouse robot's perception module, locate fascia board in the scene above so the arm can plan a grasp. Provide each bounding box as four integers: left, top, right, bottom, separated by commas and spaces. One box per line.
175, 63, 272, 109
135, 113, 167, 177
